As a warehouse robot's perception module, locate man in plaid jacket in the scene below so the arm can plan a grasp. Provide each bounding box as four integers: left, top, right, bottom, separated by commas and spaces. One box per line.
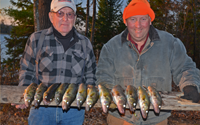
13, 0, 96, 124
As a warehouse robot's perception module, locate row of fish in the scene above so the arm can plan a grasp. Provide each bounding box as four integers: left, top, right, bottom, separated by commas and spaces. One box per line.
24, 83, 162, 119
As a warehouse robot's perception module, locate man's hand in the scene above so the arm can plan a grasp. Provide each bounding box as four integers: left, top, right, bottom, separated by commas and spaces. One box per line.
181, 85, 200, 103
11, 104, 28, 109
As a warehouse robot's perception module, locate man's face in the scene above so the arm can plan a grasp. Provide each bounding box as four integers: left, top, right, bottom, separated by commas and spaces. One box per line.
49, 7, 76, 36
126, 15, 151, 43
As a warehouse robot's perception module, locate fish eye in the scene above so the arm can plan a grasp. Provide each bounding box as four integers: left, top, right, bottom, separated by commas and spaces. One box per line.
50, 99, 52, 101
45, 96, 47, 98
133, 103, 136, 106
123, 105, 126, 108
67, 102, 69, 104
80, 101, 82, 103
28, 100, 30, 102
146, 110, 148, 113
107, 105, 109, 108
38, 100, 40, 102
89, 105, 92, 107
159, 105, 161, 108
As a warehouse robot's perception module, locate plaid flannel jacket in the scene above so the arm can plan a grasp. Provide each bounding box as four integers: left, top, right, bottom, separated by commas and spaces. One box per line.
19, 26, 96, 86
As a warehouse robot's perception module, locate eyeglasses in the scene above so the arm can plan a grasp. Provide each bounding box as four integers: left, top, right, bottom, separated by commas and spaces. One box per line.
52, 11, 76, 19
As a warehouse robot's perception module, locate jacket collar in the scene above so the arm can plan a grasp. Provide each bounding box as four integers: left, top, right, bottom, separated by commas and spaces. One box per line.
121, 25, 160, 44
45, 26, 83, 40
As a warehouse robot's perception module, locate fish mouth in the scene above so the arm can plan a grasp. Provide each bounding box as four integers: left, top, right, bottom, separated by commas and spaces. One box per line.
117, 104, 125, 114
77, 100, 83, 109
127, 104, 135, 112
153, 104, 161, 114
140, 109, 148, 119
62, 101, 70, 110
43, 99, 51, 105
85, 104, 92, 111
102, 104, 109, 113
24, 100, 30, 107
34, 100, 39, 107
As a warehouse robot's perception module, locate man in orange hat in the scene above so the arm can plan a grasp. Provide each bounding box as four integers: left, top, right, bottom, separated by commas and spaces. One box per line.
95, 0, 200, 124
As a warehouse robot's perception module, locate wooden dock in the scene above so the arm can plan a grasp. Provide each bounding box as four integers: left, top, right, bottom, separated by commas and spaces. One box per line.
0, 85, 200, 111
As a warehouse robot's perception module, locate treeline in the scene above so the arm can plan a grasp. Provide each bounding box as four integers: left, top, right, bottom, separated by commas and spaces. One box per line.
0, 0, 200, 85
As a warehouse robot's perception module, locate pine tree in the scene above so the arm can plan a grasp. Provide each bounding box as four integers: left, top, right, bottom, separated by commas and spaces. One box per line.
94, 0, 125, 57
2, 0, 34, 84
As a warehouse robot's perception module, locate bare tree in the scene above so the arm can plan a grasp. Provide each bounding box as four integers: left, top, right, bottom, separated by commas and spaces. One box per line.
85, 0, 90, 37
33, 0, 40, 31
38, 0, 52, 30
90, 0, 96, 45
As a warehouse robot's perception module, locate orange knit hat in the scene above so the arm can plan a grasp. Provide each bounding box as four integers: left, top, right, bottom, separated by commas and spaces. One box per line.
123, 0, 155, 24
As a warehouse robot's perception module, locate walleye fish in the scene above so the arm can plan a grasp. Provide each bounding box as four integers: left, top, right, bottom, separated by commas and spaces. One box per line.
137, 86, 150, 119
34, 83, 48, 108
76, 83, 87, 109
111, 85, 127, 114
125, 85, 138, 112
85, 85, 99, 111
62, 83, 78, 110
98, 84, 112, 113
55, 83, 69, 106
24, 83, 38, 107
43, 83, 61, 105
147, 86, 162, 114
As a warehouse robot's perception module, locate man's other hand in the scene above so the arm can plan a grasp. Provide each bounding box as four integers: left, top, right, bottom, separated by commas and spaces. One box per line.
181, 85, 200, 103
11, 104, 28, 109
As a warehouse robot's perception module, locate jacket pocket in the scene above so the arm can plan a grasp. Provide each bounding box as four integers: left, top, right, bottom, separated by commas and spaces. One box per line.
144, 77, 165, 91
71, 50, 86, 75
39, 49, 54, 72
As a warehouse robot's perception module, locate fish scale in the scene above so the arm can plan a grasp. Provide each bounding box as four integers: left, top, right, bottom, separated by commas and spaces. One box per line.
125, 85, 138, 112
55, 83, 69, 106
137, 86, 150, 119
43, 83, 61, 105
111, 85, 127, 115
34, 83, 48, 108
76, 83, 87, 109
147, 86, 162, 114
62, 83, 78, 110
98, 84, 112, 113
85, 85, 99, 111
24, 83, 38, 107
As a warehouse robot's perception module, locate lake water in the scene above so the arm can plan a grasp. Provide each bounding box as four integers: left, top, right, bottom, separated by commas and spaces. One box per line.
1, 34, 9, 61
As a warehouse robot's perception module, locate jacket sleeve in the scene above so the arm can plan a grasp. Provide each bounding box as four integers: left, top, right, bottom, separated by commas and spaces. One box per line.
170, 38, 200, 92
84, 39, 97, 85
95, 43, 116, 89
18, 33, 37, 86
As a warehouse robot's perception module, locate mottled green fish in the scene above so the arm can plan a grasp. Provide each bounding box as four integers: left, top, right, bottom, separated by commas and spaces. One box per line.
55, 83, 69, 106
24, 83, 38, 107
137, 86, 150, 119
76, 83, 87, 109
98, 84, 112, 113
43, 83, 61, 105
34, 83, 48, 108
111, 85, 127, 114
147, 86, 162, 114
85, 85, 99, 111
125, 85, 138, 112
62, 83, 78, 110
